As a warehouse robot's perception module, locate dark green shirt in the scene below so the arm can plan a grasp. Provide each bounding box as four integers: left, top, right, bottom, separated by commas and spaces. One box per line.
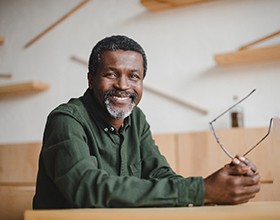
33, 89, 204, 209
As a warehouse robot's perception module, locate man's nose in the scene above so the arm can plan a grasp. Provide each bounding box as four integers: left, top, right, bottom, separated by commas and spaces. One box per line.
115, 76, 130, 90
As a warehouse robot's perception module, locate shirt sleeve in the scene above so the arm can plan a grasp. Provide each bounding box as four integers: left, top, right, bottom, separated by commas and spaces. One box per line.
41, 110, 204, 208
135, 113, 205, 206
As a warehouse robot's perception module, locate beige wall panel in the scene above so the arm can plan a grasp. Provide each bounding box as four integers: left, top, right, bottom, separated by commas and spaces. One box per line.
153, 133, 178, 172
175, 120, 280, 201
176, 130, 225, 177
0, 143, 41, 183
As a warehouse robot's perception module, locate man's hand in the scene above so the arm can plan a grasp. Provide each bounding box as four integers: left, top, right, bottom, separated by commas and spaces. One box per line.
203, 156, 260, 205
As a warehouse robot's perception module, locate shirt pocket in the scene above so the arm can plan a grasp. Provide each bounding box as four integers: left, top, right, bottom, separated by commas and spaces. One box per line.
129, 160, 142, 178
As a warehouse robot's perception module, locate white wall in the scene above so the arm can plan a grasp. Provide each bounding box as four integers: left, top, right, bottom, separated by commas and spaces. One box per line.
0, 0, 279, 143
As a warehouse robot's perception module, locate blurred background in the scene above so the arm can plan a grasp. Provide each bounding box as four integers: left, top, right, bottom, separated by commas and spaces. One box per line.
0, 0, 280, 143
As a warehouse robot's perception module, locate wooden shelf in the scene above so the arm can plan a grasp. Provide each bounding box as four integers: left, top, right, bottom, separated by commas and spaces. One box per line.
144, 83, 208, 115
140, 0, 217, 11
0, 81, 49, 99
0, 73, 12, 79
215, 30, 280, 66
0, 36, 4, 45
215, 44, 280, 66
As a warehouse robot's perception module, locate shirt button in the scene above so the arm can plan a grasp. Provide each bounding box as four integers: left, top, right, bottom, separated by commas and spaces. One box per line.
104, 128, 108, 132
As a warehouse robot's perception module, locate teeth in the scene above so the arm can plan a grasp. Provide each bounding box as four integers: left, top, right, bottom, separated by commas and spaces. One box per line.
113, 96, 129, 100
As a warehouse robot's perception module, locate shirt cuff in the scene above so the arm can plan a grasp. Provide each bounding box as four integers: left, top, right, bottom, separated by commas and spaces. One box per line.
178, 176, 204, 206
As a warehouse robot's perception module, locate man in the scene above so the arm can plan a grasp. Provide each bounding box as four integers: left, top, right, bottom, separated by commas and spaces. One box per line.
33, 35, 260, 209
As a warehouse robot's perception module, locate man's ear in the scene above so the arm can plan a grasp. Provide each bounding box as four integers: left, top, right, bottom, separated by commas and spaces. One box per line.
88, 72, 93, 89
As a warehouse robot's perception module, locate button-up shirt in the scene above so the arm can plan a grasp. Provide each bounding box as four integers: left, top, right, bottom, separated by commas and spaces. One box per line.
33, 89, 204, 209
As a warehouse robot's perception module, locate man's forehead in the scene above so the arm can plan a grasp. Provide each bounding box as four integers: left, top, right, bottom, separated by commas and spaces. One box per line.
100, 50, 144, 66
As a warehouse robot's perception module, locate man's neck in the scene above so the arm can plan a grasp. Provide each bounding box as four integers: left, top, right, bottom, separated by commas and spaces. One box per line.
109, 118, 124, 131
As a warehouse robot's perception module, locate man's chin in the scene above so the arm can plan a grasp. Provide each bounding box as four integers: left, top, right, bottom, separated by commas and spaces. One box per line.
106, 106, 129, 119
105, 98, 136, 119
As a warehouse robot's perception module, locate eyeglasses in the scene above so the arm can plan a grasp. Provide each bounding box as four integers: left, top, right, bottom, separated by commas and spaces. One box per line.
209, 89, 273, 159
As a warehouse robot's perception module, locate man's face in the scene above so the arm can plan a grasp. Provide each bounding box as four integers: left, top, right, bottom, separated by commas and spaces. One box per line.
89, 49, 144, 120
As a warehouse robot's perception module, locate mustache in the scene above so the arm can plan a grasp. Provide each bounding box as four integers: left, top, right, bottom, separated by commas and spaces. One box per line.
104, 90, 138, 102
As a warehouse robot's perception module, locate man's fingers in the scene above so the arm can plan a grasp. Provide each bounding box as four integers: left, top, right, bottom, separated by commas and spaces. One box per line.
230, 156, 257, 175
226, 163, 251, 175
243, 158, 257, 173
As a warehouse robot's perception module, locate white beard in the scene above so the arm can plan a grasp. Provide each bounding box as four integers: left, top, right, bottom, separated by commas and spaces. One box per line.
105, 98, 136, 119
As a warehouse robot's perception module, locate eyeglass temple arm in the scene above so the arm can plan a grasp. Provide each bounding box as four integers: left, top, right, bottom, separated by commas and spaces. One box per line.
243, 118, 273, 156
209, 89, 272, 160
209, 122, 234, 159
210, 89, 256, 123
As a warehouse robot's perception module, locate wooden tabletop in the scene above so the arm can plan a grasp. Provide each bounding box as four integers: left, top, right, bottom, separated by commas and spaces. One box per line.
24, 201, 280, 220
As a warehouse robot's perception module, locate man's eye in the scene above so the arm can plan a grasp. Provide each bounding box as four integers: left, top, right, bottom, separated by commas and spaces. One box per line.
105, 72, 117, 79
129, 73, 141, 80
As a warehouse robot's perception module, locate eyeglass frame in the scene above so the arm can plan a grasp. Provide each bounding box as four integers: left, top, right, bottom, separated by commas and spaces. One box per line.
209, 89, 273, 160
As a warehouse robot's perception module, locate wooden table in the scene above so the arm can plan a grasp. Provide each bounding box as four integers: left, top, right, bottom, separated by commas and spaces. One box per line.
24, 201, 280, 220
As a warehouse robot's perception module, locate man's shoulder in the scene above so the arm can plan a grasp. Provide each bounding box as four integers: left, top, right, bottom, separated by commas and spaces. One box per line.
130, 106, 149, 128
131, 106, 145, 118
49, 97, 86, 118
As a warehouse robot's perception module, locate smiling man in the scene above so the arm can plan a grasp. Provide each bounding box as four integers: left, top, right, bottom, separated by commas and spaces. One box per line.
33, 35, 260, 209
